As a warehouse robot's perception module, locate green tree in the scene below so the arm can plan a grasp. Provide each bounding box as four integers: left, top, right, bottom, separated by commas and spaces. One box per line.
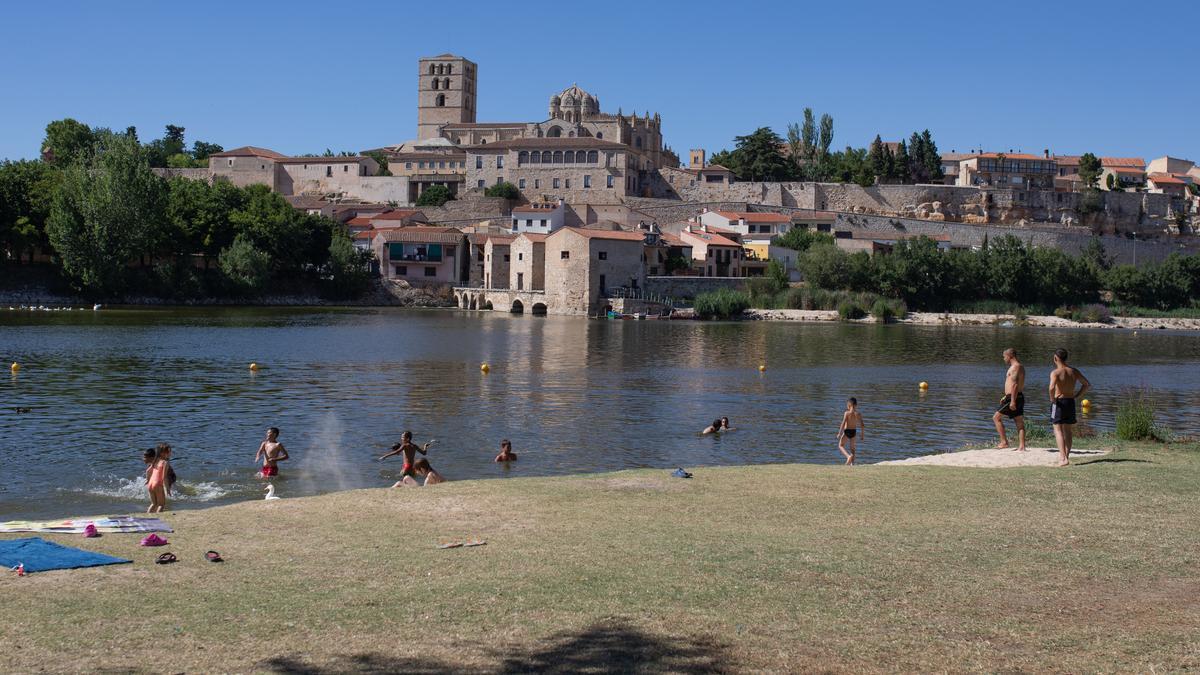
191, 141, 223, 162
800, 108, 818, 180
766, 258, 788, 288
484, 181, 520, 199
798, 243, 852, 289
723, 127, 792, 181
1078, 153, 1102, 188
786, 122, 804, 179
0, 160, 58, 263
323, 232, 375, 299
775, 228, 833, 252
874, 236, 948, 308
46, 131, 167, 295
166, 177, 245, 266
219, 234, 272, 294
892, 140, 912, 183
41, 119, 97, 166
816, 114, 834, 180
163, 125, 186, 157
919, 130, 943, 182
228, 184, 329, 274
867, 135, 893, 184
416, 184, 453, 207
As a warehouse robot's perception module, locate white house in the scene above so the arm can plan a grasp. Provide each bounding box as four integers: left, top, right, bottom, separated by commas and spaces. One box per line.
510, 200, 565, 234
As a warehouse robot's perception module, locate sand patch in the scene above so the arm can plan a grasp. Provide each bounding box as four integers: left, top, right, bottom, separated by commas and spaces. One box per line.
877, 446, 1108, 468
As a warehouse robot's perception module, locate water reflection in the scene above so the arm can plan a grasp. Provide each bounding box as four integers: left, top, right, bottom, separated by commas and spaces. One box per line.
2, 308, 1198, 519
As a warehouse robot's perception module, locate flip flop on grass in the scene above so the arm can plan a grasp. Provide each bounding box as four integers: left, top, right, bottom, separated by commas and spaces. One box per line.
205, 551, 223, 563
155, 552, 177, 565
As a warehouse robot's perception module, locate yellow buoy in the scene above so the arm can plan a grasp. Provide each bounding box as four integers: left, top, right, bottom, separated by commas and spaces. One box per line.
1081, 399, 1091, 408
10, 362, 19, 373
480, 363, 490, 373
249, 363, 259, 371
758, 364, 766, 372
919, 381, 929, 390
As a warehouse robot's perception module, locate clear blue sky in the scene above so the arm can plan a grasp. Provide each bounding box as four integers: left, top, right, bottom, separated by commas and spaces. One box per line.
2, 1, 1196, 162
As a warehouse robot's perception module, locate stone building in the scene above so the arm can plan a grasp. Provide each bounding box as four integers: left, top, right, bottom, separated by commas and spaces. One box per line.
544, 227, 648, 315
957, 153, 1057, 189
510, 200, 565, 234
509, 233, 547, 291
208, 146, 410, 203
465, 137, 641, 202
417, 55, 478, 140
372, 227, 469, 284
482, 235, 514, 289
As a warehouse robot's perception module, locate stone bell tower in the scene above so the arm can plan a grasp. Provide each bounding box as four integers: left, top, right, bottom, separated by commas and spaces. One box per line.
417, 54, 477, 140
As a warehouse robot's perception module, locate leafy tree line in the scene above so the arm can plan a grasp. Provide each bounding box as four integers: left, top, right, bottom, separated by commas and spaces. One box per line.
42, 118, 224, 169
708, 115, 944, 186
793, 235, 1200, 313
2, 120, 373, 300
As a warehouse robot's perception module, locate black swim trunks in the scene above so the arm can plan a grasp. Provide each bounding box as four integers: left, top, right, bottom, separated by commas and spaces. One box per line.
843, 429, 857, 438
1051, 397, 1077, 425
997, 393, 1025, 419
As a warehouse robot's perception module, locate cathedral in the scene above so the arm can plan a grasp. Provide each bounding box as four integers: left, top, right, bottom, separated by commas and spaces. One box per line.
412, 54, 678, 170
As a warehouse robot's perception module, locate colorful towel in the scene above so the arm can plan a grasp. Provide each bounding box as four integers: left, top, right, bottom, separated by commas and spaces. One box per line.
0, 537, 131, 573
0, 516, 173, 535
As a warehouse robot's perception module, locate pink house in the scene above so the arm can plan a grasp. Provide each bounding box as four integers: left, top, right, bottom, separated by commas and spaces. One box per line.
371, 227, 469, 284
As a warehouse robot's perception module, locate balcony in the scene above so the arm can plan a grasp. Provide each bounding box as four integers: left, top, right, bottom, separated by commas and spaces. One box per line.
387, 243, 443, 263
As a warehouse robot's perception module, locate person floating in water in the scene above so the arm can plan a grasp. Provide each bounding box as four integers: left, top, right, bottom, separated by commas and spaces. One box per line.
255, 427, 289, 478
1049, 348, 1090, 467
392, 458, 446, 487
146, 443, 172, 513
837, 398, 864, 465
702, 418, 723, 435
993, 348, 1027, 451
379, 431, 435, 481
720, 417, 734, 432
495, 439, 517, 462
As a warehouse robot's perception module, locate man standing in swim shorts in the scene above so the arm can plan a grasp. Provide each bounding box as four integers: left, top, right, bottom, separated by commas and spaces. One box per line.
1049, 348, 1090, 467
993, 348, 1027, 451
378, 431, 435, 480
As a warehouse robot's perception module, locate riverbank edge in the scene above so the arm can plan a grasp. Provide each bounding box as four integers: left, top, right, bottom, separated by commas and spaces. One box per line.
744, 308, 1200, 331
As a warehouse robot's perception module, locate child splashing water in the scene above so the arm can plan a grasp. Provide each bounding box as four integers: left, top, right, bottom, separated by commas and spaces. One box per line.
146, 443, 173, 512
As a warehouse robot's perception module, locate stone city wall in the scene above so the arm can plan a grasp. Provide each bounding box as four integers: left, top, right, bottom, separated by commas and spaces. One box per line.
421, 196, 512, 224
643, 276, 746, 300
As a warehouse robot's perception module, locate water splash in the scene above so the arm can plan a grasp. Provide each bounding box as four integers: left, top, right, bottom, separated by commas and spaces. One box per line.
62, 475, 229, 502
297, 412, 355, 495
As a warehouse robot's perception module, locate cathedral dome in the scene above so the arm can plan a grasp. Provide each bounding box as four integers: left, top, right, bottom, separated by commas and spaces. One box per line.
554, 84, 595, 105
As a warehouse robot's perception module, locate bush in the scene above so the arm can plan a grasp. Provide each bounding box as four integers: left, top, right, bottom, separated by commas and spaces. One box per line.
415, 184, 453, 207
693, 288, 750, 319
322, 234, 375, 299
1023, 424, 1053, 444
870, 297, 906, 323
837, 299, 867, 320
219, 234, 272, 295
1115, 391, 1158, 441
775, 228, 833, 252
1074, 303, 1113, 324
484, 182, 520, 199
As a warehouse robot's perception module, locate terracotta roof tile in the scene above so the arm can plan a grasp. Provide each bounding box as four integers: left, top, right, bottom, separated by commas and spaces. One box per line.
210, 145, 287, 159
1149, 173, 1187, 185
515, 232, 550, 242
680, 228, 739, 248
715, 211, 791, 223
370, 209, 426, 221
372, 228, 467, 244
1101, 157, 1145, 168
276, 156, 372, 164
552, 227, 646, 242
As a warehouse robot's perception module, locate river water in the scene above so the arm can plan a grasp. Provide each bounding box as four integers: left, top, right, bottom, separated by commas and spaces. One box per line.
2, 307, 1198, 519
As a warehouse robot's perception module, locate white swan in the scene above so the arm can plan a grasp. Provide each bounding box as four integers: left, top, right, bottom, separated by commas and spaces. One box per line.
264, 484, 280, 500
93, 303, 102, 311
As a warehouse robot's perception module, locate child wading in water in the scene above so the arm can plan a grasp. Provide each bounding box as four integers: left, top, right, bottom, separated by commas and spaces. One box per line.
255, 427, 289, 478
392, 459, 446, 487
494, 439, 517, 462
837, 398, 865, 465
146, 443, 173, 512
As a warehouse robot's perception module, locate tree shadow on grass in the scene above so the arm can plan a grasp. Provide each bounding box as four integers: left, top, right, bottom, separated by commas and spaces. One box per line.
262, 618, 732, 674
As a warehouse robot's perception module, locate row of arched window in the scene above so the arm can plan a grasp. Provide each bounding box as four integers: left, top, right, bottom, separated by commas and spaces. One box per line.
517, 150, 600, 165
428, 63, 453, 75
431, 77, 451, 90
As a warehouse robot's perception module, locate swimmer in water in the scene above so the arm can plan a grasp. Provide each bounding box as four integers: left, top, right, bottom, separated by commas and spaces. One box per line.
837, 398, 864, 465
702, 418, 723, 435
379, 431, 435, 482
494, 439, 517, 462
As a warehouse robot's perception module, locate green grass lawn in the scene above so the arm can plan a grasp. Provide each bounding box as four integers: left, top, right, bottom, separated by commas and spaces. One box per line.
3, 441, 1198, 673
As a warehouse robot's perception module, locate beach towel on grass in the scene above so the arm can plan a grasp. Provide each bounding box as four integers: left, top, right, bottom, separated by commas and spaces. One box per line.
0, 516, 173, 535
0, 537, 131, 573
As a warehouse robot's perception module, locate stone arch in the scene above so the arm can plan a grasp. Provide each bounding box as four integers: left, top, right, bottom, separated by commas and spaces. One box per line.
443, 77, 450, 90
531, 303, 547, 316
553, 151, 563, 164
428, 63, 436, 75
432, 78, 439, 90
518, 150, 529, 165
547, 127, 562, 138
483, 300, 493, 310
453, 294, 461, 308
565, 150, 575, 163
469, 295, 478, 310
511, 299, 524, 314
436, 94, 445, 107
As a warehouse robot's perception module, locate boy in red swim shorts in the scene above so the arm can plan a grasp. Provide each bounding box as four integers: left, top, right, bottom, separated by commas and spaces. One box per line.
379, 431, 435, 480
255, 427, 289, 478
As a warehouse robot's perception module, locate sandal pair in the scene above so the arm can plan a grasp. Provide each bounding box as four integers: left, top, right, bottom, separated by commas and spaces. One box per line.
155, 551, 223, 565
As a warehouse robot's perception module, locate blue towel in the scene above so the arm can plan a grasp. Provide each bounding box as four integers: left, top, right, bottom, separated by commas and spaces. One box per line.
0, 537, 131, 573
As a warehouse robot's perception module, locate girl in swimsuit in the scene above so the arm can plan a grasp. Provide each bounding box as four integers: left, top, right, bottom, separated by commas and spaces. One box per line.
146, 443, 172, 513
837, 398, 864, 466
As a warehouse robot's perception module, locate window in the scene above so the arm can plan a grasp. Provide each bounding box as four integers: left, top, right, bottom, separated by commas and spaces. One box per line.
565, 179, 570, 189
531, 151, 541, 164
540, 219, 547, 227
518, 253, 524, 261
584, 175, 591, 188
443, 77, 450, 90
607, 175, 614, 188
439, 161, 445, 168
553, 178, 560, 188
477, 180, 485, 188
428, 64, 435, 75
587, 150, 598, 163
565, 151, 575, 163
396, 265, 408, 275
496, 156, 504, 169
635, 137, 642, 148
596, 132, 603, 139
598, 251, 607, 260
418, 161, 425, 169
560, 251, 570, 259
446, 64, 453, 74
405, 162, 412, 170
476, 156, 483, 169
534, 179, 540, 189
495, 176, 503, 185
228, 159, 233, 166
424, 267, 436, 277
518, 178, 526, 189
343, 165, 348, 172
446, 246, 455, 257
526, 219, 533, 227
518, 151, 528, 165
436, 94, 445, 106
326, 166, 332, 177
432, 79, 439, 90
553, 151, 563, 163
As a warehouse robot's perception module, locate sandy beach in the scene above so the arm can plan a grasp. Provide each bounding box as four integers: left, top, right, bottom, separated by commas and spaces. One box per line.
877, 446, 1108, 467
745, 308, 1200, 330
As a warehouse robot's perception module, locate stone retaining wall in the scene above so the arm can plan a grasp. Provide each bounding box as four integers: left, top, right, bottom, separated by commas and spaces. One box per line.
644, 276, 746, 300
